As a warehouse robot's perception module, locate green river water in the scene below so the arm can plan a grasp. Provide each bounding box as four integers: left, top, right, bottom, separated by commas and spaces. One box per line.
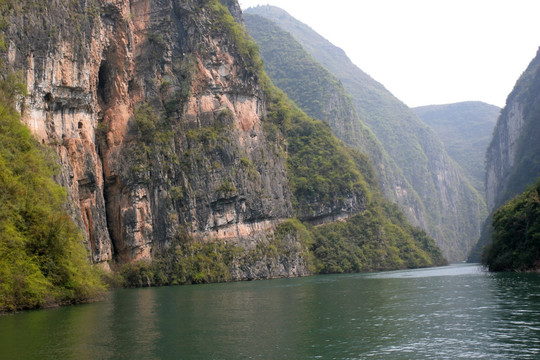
1, 264, 539, 359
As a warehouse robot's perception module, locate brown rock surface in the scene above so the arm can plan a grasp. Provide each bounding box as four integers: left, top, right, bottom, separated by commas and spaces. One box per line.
6, 1, 295, 272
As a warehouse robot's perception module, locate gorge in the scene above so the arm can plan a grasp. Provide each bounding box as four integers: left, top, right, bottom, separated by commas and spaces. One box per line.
2, 0, 538, 314
0, 0, 448, 311
1, 2, 540, 359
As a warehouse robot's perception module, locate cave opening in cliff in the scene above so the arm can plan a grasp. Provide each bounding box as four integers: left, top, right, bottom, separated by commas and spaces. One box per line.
97, 61, 111, 108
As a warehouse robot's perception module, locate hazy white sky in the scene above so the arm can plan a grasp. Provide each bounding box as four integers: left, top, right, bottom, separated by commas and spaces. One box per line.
238, 0, 540, 108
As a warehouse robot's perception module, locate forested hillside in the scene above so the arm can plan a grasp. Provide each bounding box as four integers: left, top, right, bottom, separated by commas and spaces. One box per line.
483, 179, 540, 271
245, 5, 486, 262
244, 13, 426, 231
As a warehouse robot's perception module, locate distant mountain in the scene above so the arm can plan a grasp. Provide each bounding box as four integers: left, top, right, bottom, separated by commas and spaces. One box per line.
470, 48, 540, 265
414, 102, 500, 194
243, 13, 427, 229
245, 5, 487, 261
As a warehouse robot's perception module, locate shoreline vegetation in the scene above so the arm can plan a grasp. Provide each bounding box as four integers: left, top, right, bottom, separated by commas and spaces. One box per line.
0, 74, 106, 313
482, 178, 540, 272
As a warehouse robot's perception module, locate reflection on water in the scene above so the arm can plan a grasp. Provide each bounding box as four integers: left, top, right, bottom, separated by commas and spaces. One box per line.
103, 287, 159, 360
364, 263, 488, 278
1, 264, 539, 359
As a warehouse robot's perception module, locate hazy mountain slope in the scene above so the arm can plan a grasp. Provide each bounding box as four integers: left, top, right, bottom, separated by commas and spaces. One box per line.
414, 102, 500, 194
244, 13, 427, 229
486, 48, 540, 212
470, 48, 540, 264
245, 5, 486, 261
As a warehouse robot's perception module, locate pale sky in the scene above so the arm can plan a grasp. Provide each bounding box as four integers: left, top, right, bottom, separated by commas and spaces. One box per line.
238, 0, 540, 108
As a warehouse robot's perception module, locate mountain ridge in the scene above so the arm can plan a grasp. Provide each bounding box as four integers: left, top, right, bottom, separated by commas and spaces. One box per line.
245, 5, 486, 262
243, 13, 427, 229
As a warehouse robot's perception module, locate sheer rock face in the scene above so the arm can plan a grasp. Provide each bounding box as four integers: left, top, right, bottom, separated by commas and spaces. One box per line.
485, 47, 540, 213
470, 48, 540, 262
486, 102, 525, 212
5, 0, 300, 269
486, 46, 540, 212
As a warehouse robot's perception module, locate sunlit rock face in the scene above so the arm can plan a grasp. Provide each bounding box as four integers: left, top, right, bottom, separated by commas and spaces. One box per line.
5, 0, 300, 273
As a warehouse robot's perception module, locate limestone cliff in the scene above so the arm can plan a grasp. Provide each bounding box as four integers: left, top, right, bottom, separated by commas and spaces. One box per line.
486, 48, 540, 212
470, 48, 540, 262
1, 0, 447, 284
2, 0, 299, 275
486, 102, 526, 211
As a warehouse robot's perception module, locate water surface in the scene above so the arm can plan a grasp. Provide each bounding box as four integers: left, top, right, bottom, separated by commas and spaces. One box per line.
1, 264, 539, 359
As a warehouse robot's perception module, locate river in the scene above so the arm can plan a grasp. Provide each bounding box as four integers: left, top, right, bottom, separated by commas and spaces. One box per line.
1, 264, 539, 359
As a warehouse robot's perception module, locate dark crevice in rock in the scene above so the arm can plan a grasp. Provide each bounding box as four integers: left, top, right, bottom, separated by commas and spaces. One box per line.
103, 175, 123, 261
97, 60, 111, 108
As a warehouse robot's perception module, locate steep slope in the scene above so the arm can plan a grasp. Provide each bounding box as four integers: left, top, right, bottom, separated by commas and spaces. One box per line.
0, 0, 445, 298
245, 5, 486, 262
414, 102, 500, 194
471, 48, 540, 263
2, 0, 299, 275
244, 13, 426, 229
485, 48, 540, 212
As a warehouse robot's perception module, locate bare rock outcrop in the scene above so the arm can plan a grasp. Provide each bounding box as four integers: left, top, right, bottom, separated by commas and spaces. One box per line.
5, 0, 302, 276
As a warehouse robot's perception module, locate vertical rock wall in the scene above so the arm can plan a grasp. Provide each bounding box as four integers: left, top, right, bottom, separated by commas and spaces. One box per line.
486, 102, 525, 212
485, 47, 540, 213
6, 0, 294, 266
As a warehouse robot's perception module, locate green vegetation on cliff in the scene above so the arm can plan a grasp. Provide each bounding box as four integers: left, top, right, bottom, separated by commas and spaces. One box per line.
0, 75, 104, 312
263, 83, 369, 218
483, 178, 540, 271
245, 5, 486, 262
119, 219, 316, 287
217, 1, 446, 270
264, 87, 447, 270
118, 0, 446, 288
244, 14, 352, 130
472, 48, 540, 263
313, 206, 446, 273
243, 14, 424, 219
